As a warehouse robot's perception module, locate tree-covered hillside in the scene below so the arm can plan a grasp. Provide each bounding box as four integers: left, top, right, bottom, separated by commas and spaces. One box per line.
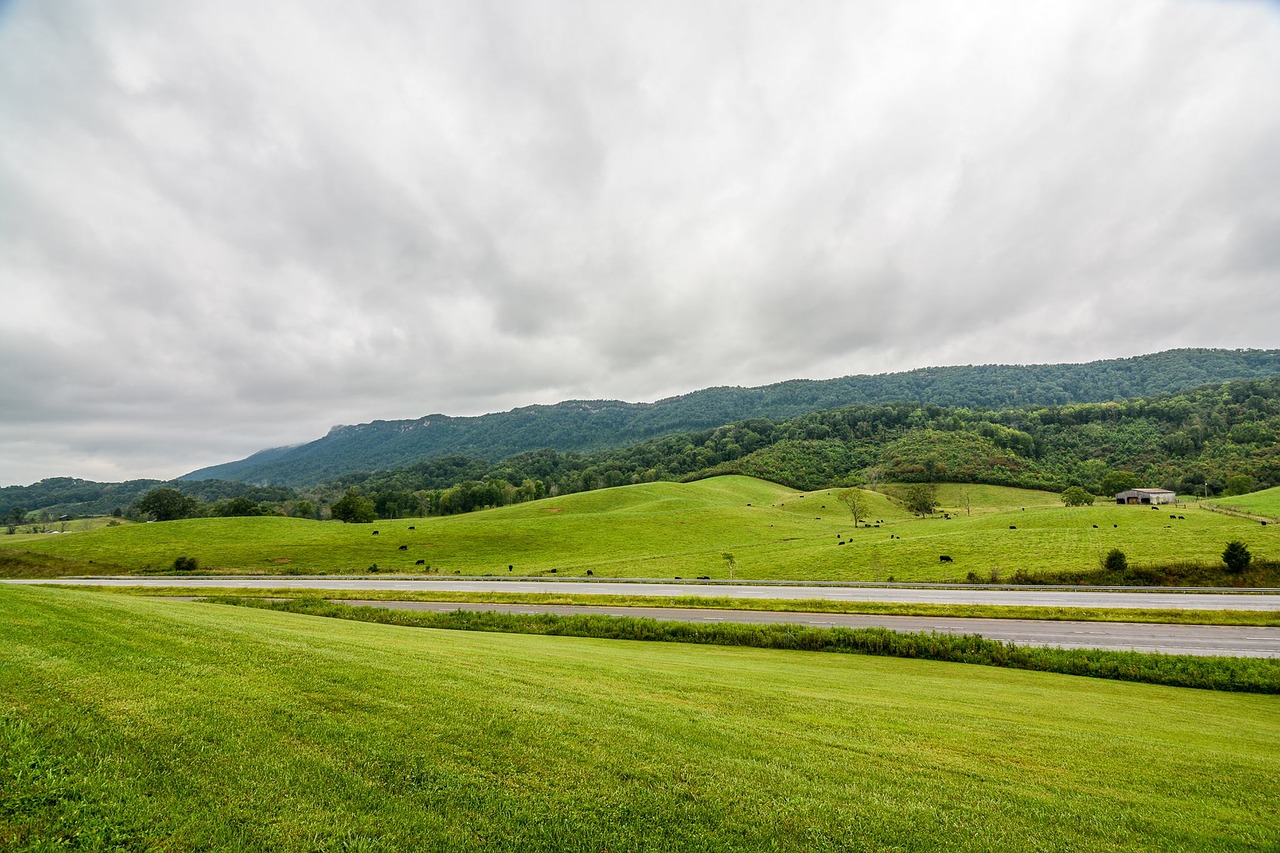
321, 377, 1280, 516
180, 348, 1280, 487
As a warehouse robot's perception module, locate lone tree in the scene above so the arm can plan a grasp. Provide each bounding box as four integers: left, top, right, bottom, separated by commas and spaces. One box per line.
722, 552, 736, 581
836, 488, 870, 527
331, 489, 377, 523
904, 484, 939, 517
1222, 541, 1252, 573
1103, 548, 1128, 573
135, 488, 200, 522
1061, 486, 1095, 507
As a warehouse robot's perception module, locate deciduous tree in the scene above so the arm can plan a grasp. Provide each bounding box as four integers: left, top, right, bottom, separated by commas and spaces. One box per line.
135, 488, 200, 522
1061, 486, 1094, 507
836, 488, 870, 527
331, 489, 377, 523
904, 484, 938, 517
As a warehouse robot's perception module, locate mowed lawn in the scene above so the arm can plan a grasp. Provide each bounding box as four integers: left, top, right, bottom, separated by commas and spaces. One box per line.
1, 586, 1276, 851
2, 476, 1275, 581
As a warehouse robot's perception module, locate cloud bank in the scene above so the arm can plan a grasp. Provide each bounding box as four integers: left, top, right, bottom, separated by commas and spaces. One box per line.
1, 0, 1278, 485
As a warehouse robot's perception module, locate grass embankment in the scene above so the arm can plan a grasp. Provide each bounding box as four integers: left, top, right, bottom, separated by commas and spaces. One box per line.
215, 596, 1280, 693
113, 586, 1280, 627
2, 476, 1276, 582
2, 586, 1278, 850
1211, 485, 1280, 520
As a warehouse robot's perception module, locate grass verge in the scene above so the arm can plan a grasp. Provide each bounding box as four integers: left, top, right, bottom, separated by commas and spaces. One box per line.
211, 596, 1280, 693
102, 585, 1280, 626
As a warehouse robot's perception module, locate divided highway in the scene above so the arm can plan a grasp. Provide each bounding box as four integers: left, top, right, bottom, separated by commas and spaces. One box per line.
7, 576, 1278, 656
6, 576, 1279, 610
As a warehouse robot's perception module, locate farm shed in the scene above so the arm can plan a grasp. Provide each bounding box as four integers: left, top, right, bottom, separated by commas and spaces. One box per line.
1115, 488, 1176, 505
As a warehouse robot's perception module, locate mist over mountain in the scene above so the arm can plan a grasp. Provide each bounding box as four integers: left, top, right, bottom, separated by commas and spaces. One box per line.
179, 348, 1280, 487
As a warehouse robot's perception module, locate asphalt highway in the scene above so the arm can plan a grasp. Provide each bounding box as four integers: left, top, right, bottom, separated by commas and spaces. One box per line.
338, 599, 1280, 657
7, 576, 1279, 610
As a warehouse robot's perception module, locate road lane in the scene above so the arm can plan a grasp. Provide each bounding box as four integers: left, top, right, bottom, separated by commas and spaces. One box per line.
6, 576, 1279, 610
334, 599, 1280, 657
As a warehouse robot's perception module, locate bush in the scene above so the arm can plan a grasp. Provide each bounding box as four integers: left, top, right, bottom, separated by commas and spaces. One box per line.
1061, 486, 1094, 507
1223, 541, 1252, 573
172, 556, 199, 572
1103, 549, 1128, 573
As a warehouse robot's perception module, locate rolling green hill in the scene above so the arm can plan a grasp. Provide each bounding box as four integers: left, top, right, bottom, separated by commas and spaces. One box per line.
1212, 486, 1280, 519
179, 348, 1280, 486
1, 585, 1276, 850
4, 476, 1275, 582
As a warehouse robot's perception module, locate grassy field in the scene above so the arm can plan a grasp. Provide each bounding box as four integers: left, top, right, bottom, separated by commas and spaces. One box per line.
2, 585, 1277, 851
1212, 485, 1280, 519
2, 476, 1275, 581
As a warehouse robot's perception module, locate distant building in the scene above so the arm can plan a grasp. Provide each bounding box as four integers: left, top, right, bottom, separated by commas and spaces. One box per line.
1115, 488, 1176, 505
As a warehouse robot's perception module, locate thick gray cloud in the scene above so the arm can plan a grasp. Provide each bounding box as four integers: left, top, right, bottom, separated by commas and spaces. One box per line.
1, 0, 1278, 486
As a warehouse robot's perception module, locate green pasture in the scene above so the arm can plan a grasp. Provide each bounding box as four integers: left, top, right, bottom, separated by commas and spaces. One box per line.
1213, 485, 1280, 519
2, 585, 1276, 851
1, 475, 1275, 581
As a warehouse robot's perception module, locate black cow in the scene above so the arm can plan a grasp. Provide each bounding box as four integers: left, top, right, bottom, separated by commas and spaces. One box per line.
415, 559, 425, 565
939, 555, 953, 563
398, 545, 407, 550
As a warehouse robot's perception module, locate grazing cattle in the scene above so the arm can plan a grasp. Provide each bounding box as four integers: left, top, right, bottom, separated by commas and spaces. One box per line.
1092, 524, 1098, 528
838, 541, 845, 546
415, 559, 425, 565
508, 565, 513, 571
408, 526, 415, 530
697, 575, 710, 580
372, 530, 379, 535
398, 545, 407, 550
1178, 516, 1185, 520
1263, 521, 1269, 526
586, 570, 593, 576
1171, 514, 1177, 519
550, 568, 557, 573
1113, 524, 1118, 528
1009, 525, 1017, 530
939, 555, 953, 563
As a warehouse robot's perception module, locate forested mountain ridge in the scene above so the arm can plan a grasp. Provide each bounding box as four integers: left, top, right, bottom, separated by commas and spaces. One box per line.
181, 348, 1280, 487
5, 373, 1279, 521
329, 376, 1280, 515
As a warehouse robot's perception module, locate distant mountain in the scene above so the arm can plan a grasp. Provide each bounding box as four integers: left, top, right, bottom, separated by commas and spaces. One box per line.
180, 348, 1280, 487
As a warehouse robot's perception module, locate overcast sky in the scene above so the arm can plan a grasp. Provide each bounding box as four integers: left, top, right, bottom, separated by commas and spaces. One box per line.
2, 0, 1279, 487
